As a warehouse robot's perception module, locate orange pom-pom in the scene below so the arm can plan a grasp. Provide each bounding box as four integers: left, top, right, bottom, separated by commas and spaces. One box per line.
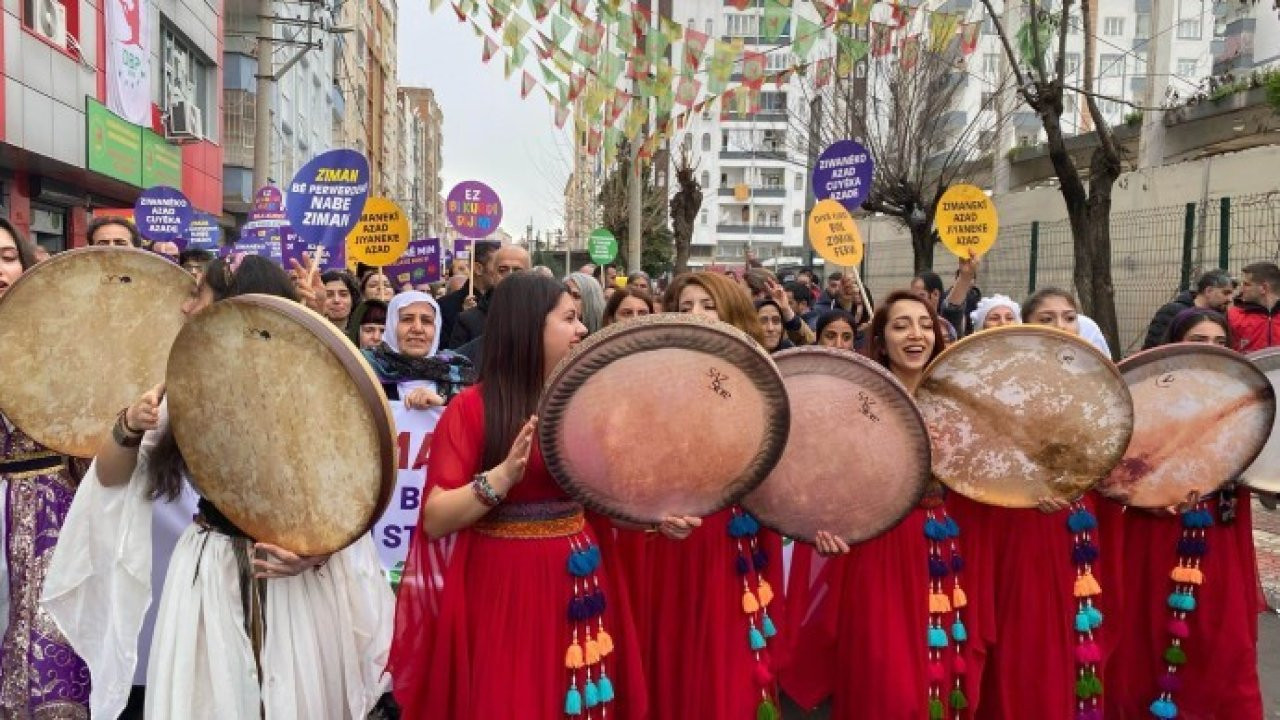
757, 580, 775, 607
585, 638, 601, 665
742, 590, 760, 614
1073, 572, 1101, 598
564, 642, 585, 669
596, 628, 615, 656
929, 592, 952, 614
952, 586, 968, 609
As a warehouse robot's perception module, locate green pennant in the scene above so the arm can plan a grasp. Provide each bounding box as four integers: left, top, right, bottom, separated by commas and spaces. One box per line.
707, 39, 738, 94
490, 0, 514, 24
529, 0, 551, 19
794, 16, 821, 59
502, 14, 531, 47
614, 12, 636, 54
510, 42, 528, 68
551, 14, 573, 45
600, 51, 626, 85
761, 0, 790, 42
645, 28, 671, 65
836, 35, 868, 76
540, 62, 562, 85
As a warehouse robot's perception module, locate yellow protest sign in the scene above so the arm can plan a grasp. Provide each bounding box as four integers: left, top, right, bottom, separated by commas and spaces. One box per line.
345, 197, 410, 267
936, 184, 998, 258
808, 198, 864, 267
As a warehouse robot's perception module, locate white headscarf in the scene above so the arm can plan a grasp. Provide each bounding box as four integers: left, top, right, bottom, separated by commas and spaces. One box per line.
383, 291, 442, 357
1077, 314, 1112, 358
970, 294, 1022, 331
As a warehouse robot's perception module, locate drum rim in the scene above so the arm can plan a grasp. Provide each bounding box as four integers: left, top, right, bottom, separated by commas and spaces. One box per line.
917, 324, 1133, 508
1103, 341, 1277, 506
1243, 347, 1280, 490
743, 345, 929, 543
0, 246, 194, 456
166, 293, 397, 554
538, 314, 790, 524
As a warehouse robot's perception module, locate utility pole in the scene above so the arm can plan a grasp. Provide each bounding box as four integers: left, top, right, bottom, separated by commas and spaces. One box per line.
1138, 0, 1173, 169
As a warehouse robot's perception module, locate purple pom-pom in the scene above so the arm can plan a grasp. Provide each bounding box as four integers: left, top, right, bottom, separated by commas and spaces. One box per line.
1158, 672, 1182, 693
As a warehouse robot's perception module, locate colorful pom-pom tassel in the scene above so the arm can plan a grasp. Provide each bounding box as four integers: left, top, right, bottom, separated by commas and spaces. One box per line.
749, 626, 767, 651
596, 628, 614, 656
928, 697, 945, 720
1068, 508, 1098, 532
950, 688, 969, 710
924, 518, 948, 541
952, 586, 968, 609
1167, 618, 1190, 639
761, 613, 778, 638
929, 592, 952, 613
1074, 572, 1102, 598
585, 638, 601, 665
565, 642, 585, 669
756, 698, 779, 720
1075, 641, 1102, 664
950, 553, 965, 573
928, 555, 949, 578
753, 660, 774, 688
1149, 698, 1178, 718
757, 580, 775, 606
943, 516, 960, 538
584, 679, 600, 708
953, 654, 967, 674
927, 626, 949, 648
597, 673, 615, 702
743, 590, 760, 614
1084, 604, 1104, 629
753, 548, 769, 570
1076, 611, 1092, 633
951, 620, 968, 643
1167, 593, 1196, 612
1158, 672, 1182, 693
736, 555, 751, 575
927, 662, 945, 682
1073, 541, 1100, 564
565, 686, 583, 715
1164, 645, 1187, 665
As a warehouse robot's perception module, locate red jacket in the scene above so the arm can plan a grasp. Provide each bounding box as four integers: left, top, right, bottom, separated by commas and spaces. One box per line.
1227, 301, 1280, 352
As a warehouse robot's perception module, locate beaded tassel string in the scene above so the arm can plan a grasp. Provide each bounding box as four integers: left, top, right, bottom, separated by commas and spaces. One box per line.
924, 506, 968, 719
1148, 503, 1213, 719
565, 536, 616, 718
1068, 501, 1104, 720
728, 507, 780, 720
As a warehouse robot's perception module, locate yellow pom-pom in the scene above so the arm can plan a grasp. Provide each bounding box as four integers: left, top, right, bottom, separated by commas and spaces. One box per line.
952, 586, 968, 609
585, 638, 601, 665
596, 629, 615, 656
929, 592, 952, 614
757, 580, 775, 607
1184, 567, 1204, 585
564, 642, 585, 669
742, 590, 760, 614
1074, 572, 1101, 598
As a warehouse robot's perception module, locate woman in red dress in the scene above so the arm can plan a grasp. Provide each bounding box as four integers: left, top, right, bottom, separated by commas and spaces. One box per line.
1103, 308, 1266, 720
388, 272, 647, 719
616, 271, 786, 720
783, 290, 986, 719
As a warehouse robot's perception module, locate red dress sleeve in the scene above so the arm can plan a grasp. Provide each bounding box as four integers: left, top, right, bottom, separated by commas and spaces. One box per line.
424, 386, 484, 491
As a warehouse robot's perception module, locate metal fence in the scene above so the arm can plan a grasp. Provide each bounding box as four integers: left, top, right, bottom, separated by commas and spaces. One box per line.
860, 192, 1280, 356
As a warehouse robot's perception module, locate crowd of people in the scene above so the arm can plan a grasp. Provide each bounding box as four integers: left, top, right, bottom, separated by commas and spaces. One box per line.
0, 214, 1275, 720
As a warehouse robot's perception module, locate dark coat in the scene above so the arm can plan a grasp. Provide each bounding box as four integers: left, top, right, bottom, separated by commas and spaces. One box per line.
1142, 291, 1195, 349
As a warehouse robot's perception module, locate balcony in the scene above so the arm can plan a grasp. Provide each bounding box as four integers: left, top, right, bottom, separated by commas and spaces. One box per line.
331, 84, 346, 120
721, 111, 789, 123
717, 187, 788, 199
719, 149, 788, 161
716, 224, 787, 236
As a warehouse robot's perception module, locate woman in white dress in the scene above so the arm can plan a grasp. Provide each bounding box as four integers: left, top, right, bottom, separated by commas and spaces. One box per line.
41, 254, 394, 720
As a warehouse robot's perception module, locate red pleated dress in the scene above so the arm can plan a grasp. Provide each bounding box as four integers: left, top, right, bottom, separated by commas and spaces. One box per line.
1103, 486, 1265, 720
388, 387, 647, 719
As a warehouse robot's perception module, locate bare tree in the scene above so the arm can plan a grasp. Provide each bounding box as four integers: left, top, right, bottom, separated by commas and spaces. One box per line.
793, 29, 1008, 272
669, 144, 703, 275
980, 0, 1124, 355
598, 139, 672, 273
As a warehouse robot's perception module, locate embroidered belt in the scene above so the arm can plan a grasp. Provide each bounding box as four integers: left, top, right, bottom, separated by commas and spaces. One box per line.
474, 500, 585, 539
0, 453, 65, 477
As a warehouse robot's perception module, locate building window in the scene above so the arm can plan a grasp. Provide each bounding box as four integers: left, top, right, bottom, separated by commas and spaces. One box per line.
725, 13, 759, 38
700, 170, 710, 188
1065, 52, 1081, 77
792, 210, 802, 227
162, 23, 214, 139
701, 133, 711, 151
700, 209, 708, 225
1176, 58, 1198, 79
1135, 13, 1150, 40
1103, 17, 1124, 37
980, 91, 995, 108
1177, 17, 1201, 40
982, 53, 1000, 75
759, 91, 787, 112
766, 52, 792, 72
686, 17, 695, 28
793, 173, 803, 191
722, 131, 729, 150
704, 18, 713, 36
855, 61, 867, 79
1099, 54, 1123, 79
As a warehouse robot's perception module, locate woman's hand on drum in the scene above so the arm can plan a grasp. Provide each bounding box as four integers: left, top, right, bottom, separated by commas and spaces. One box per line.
814, 531, 850, 557
125, 383, 166, 433
252, 543, 330, 579
1036, 496, 1073, 514
490, 416, 537, 494
404, 387, 445, 410
655, 516, 702, 540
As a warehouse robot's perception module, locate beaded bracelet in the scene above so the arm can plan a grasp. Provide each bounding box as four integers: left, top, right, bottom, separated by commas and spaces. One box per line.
112, 408, 144, 448
471, 473, 504, 507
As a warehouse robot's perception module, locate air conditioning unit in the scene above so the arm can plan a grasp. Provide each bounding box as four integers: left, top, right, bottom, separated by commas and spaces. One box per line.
35, 0, 67, 47
166, 101, 203, 141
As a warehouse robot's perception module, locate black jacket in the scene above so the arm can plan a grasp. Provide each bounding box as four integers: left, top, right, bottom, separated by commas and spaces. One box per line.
1142, 291, 1194, 349
447, 291, 491, 349
437, 282, 472, 349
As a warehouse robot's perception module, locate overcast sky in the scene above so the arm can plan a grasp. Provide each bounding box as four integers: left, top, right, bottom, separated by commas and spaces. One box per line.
398, 4, 574, 240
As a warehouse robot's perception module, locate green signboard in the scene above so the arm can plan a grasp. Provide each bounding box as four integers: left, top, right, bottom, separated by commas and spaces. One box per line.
588, 227, 618, 265
86, 98, 143, 185
142, 131, 183, 188
86, 97, 184, 189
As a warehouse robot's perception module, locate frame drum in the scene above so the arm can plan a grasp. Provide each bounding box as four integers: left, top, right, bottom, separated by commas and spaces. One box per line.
0, 247, 193, 457
166, 294, 395, 555
916, 326, 1134, 508
742, 346, 929, 543
1231, 347, 1280, 493
538, 314, 789, 525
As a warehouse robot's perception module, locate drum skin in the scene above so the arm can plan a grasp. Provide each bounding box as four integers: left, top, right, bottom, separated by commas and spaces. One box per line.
0, 247, 193, 457
742, 346, 929, 544
1098, 344, 1274, 507
916, 325, 1134, 508
166, 294, 395, 555
538, 313, 789, 525
1241, 347, 1280, 492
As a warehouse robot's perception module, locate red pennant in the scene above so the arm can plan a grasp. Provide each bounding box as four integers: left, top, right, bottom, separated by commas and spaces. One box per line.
871, 22, 893, 58
521, 71, 536, 98
482, 36, 499, 63
451, 2, 466, 21
959, 22, 981, 56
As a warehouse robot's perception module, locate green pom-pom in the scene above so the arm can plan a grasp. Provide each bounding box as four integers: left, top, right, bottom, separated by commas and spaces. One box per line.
1164, 645, 1187, 665
949, 688, 969, 710
756, 699, 779, 720
928, 697, 945, 720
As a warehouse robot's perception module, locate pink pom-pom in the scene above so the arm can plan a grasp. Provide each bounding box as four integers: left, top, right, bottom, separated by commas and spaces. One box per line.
753, 661, 774, 688
927, 662, 945, 682
952, 655, 967, 674
1075, 641, 1102, 664
1167, 618, 1190, 639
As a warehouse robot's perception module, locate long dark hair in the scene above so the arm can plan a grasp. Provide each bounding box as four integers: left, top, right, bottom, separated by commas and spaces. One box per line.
0, 217, 39, 270
1164, 307, 1231, 346
148, 255, 299, 500
862, 290, 947, 371
602, 285, 654, 325
480, 272, 566, 469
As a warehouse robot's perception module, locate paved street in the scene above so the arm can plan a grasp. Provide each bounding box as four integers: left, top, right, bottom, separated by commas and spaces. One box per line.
1254, 498, 1280, 717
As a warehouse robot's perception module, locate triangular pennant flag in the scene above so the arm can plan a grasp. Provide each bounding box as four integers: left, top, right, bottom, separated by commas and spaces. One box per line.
655, 64, 674, 117
929, 11, 960, 52
900, 35, 920, 71
482, 36, 500, 63
600, 52, 626, 86
847, 0, 873, 24
959, 21, 981, 56
794, 16, 821, 59
489, 0, 513, 29
817, 57, 834, 87
577, 20, 604, 57
452, 2, 468, 22
631, 2, 652, 35
586, 127, 602, 156
645, 27, 671, 65
837, 35, 868, 76
871, 22, 893, 57
661, 16, 683, 44
608, 91, 631, 124
430, 0, 446, 11
529, 0, 551, 20
742, 50, 766, 89
624, 101, 646, 138
810, 0, 837, 24
676, 74, 701, 106
708, 38, 738, 94
551, 14, 573, 44
570, 0, 587, 17
604, 127, 622, 166
682, 27, 709, 76
554, 100, 571, 128
521, 70, 536, 98
728, 0, 749, 11
534, 31, 555, 59
719, 87, 739, 121
540, 62, 561, 85
502, 14, 531, 47
761, 0, 789, 42
467, 16, 486, 37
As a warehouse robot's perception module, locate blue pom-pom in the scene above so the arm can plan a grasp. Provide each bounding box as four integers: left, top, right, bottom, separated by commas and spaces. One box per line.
584, 545, 602, 571
762, 613, 778, 638
1076, 611, 1092, 633
927, 626, 949, 648
1085, 605, 1104, 629
942, 516, 960, 538
584, 680, 600, 708
1167, 592, 1196, 612
565, 687, 583, 715
1149, 698, 1178, 718
736, 555, 751, 575
1182, 509, 1214, 529
951, 620, 968, 643
728, 515, 748, 538
568, 596, 590, 622
1068, 509, 1098, 533
742, 513, 761, 534
749, 626, 767, 650
928, 555, 949, 579
924, 518, 948, 541
752, 549, 769, 571
1073, 541, 1100, 564
950, 554, 966, 573
568, 552, 592, 577
598, 674, 615, 703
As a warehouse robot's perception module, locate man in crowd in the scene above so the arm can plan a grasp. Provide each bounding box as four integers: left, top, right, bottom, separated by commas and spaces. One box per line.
627, 271, 651, 293
87, 217, 140, 247
786, 281, 818, 328
439, 241, 501, 344
448, 244, 531, 354
1141, 269, 1234, 349
1228, 261, 1280, 352
178, 249, 214, 283
911, 258, 978, 342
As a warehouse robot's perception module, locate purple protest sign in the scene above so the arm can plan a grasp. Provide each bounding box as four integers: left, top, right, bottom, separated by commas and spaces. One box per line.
811, 140, 874, 211
185, 212, 223, 252
384, 238, 442, 289
286, 149, 370, 269
134, 186, 194, 243
445, 181, 503, 238
246, 186, 288, 227
281, 227, 344, 271
229, 224, 285, 263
